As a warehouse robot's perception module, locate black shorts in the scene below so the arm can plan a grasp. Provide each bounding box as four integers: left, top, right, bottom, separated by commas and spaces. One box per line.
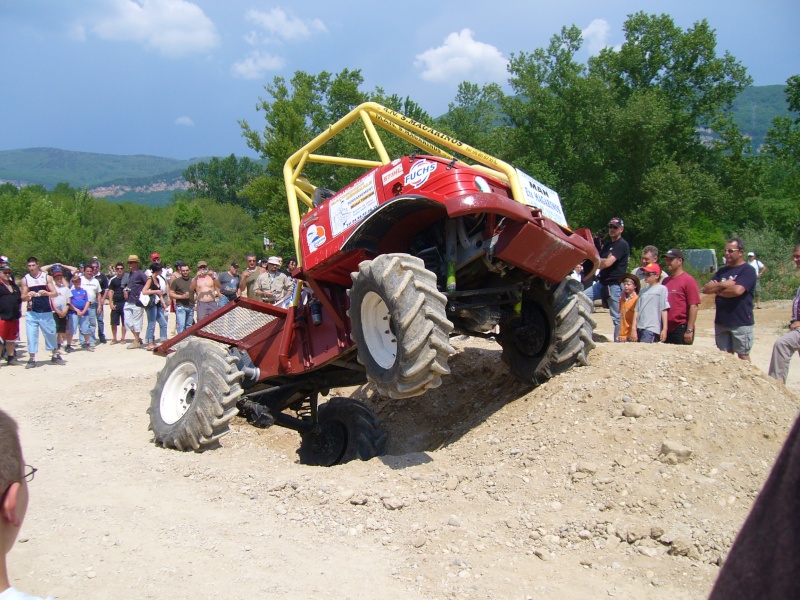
665, 323, 694, 345
53, 313, 68, 334
110, 306, 125, 326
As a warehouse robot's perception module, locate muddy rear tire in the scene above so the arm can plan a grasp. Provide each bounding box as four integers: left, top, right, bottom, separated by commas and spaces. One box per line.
298, 397, 387, 466
149, 340, 243, 451
348, 253, 455, 399
498, 278, 596, 386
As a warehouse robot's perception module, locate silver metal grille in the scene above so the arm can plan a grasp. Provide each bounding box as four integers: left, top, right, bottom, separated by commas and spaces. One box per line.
200, 306, 277, 341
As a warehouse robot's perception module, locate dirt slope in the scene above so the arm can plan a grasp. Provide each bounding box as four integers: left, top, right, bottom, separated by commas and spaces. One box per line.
5, 301, 799, 599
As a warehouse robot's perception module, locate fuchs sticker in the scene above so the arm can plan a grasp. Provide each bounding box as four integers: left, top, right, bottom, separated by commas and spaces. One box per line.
381, 163, 404, 186
404, 159, 437, 188
306, 225, 327, 252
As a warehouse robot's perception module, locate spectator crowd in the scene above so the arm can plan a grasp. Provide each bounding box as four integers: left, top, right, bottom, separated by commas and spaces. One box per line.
0, 252, 296, 368
582, 216, 799, 384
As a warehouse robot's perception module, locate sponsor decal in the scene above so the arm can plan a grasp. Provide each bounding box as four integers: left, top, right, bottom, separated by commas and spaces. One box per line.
306, 225, 327, 251
404, 159, 437, 189
382, 163, 404, 186
515, 168, 567, 227
329, 173, 379, 236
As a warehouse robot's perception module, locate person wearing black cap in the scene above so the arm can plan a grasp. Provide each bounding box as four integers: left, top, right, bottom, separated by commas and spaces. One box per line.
662, 249, 701, 345
586, 217, 630, 340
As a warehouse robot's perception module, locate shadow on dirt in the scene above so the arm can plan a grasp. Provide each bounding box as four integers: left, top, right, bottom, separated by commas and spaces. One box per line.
345, 345, 533, 455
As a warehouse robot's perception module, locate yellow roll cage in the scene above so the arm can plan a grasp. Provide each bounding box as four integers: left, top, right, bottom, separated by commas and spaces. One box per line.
284, 101, 528, 262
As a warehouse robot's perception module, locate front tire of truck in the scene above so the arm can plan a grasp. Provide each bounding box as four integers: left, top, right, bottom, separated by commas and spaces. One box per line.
498, 279, 596, 387
149, 340, 243, 451
298, 397, 387, 466
349, 253, 455, 399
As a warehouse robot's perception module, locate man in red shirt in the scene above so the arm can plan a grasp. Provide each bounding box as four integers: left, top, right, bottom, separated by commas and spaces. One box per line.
662, 249, 701, 345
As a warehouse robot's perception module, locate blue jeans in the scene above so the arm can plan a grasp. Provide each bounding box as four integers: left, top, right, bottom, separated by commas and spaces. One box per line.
86, 302, 99, 343
96, 302, 106, 340
217, 295, 236, 308
585, 281, 623, 340
637, 329, 658, 343
26, 310, 57, 355
175, 304, 194, 334
145, 303, 168, 343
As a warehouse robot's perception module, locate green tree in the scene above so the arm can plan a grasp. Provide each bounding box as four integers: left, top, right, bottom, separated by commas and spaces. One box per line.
437, 82, 505, 156
182, 154, 263, 214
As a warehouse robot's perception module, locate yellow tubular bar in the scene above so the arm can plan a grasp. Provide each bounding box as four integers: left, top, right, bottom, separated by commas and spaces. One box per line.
284, 102, 523, 263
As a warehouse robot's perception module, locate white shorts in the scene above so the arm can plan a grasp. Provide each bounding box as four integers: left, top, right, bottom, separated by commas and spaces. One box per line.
124, 304, 145, 333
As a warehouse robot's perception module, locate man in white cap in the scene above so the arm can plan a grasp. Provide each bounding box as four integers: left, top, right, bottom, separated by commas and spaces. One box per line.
254, 257, 292, 305
747, 251, 766, 309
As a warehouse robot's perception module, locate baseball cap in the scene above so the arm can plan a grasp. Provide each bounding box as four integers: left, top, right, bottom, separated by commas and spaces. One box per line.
608, 217, 624, 227
642, 263, 662, 276
0, 255, 9, 264
662, 249, 685, 260
151, 252, 161, 260
747, 252, 755, 257
197, 260, 208, 268
51, 265, 63, 274
230, 262, 239, 268
267, 256, 281, 266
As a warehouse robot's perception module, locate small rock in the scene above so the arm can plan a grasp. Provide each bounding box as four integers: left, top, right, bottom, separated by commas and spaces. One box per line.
532, 548, 548, 561
444, 476, 459, 491
448, 515, 462, 527
659, 440, 693, 463
383, 497, 405, 510
576, 461, 598, 474
350, 495, 369, 506
669, 538, 693, 556
622, 403, 647, 418
412, 536, 427, 548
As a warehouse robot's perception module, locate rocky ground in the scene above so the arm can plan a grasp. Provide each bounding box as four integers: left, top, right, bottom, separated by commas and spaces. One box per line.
5, 300, 799, 599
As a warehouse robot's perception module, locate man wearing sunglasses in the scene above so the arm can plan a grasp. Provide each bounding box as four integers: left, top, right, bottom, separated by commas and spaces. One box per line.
587, 217, 630, 340
702, 237, 757, 362
1, 409, 50, 599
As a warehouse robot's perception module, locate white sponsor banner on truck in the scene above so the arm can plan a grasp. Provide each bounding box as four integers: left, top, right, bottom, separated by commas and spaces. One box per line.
515, 168, 567, 227
329, 172, 379, 236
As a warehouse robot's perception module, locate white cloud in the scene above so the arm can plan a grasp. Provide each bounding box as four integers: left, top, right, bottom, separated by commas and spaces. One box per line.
90, 0, 219, 58
231, 50, 285, 80
245, 8, 327, 44
582, 19, 611, 55
415, 29, 507, 84
175, 116, 194, 126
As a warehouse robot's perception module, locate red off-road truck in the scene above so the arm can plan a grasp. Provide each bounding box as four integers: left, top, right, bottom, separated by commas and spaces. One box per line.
149, 102, 599, 466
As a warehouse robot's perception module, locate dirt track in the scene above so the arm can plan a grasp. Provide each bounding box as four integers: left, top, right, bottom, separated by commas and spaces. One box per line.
5, 300, 799, 599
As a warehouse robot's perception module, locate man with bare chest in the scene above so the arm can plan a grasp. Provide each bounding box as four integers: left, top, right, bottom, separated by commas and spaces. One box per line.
190, 260, 221, 322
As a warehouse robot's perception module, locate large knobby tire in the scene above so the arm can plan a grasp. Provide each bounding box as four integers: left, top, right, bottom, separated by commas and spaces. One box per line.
298, 397, 387, 466
348, 253, 455, 399
498, 278, 596, 387
149, 340, 244, 451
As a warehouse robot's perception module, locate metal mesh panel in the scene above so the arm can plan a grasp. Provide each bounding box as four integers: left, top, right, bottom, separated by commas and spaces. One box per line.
199, 306, 277, 341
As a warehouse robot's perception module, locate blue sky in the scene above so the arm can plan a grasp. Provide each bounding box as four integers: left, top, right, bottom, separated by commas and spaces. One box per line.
0, 0, 797, 159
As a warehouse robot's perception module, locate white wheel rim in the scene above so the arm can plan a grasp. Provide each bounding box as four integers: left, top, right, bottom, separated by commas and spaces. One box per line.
361, 291, 397, 369
160, 361, 198, 425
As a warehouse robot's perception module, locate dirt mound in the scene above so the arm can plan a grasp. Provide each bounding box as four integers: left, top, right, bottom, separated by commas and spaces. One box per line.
258, 336, 799, 598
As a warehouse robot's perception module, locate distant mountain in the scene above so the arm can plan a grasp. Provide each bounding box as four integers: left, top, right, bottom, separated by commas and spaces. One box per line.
0, 85, 792, 205
0, 148, 208, 206
729, 85, 791, 150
